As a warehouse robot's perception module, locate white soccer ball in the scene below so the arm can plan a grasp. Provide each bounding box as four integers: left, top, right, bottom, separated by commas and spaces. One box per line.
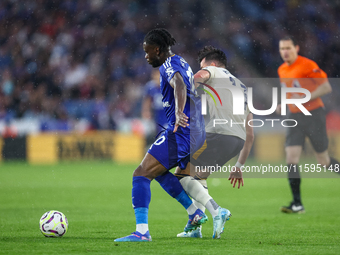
39, 210, 68, 237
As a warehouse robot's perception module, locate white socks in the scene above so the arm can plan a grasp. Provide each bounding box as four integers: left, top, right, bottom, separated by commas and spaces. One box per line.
192, 179, 208, 212
136, 224, 149, 235
186, 203, 198, 215
192, 197, 205, 213
180, 177, 212, 206
205, 199, 219, 218
180, 176, 219, 217
180, 176, 221, 218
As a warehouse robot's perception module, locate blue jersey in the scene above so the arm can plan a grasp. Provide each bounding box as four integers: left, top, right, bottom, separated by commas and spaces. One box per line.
158, 54, 205, 134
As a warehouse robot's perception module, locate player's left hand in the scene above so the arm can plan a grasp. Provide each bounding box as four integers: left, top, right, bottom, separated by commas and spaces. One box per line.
173, 111, 189, 133
228, 167, 244, 189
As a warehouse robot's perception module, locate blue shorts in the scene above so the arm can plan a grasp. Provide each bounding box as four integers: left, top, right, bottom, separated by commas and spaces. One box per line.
148, 127, 205, 170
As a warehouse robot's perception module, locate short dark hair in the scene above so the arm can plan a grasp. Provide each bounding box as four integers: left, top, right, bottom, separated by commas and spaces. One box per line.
144, 28, 176, 53
197, 46, 227, 67
280, 36, 297, 46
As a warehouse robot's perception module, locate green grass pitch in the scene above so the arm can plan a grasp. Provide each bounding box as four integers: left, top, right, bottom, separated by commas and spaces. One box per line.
0, 160, 339, 254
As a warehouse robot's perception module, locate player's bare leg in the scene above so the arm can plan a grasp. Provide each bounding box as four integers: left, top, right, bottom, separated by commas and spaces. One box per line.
133, 153, 168, 180
285, 145, 302, 165
281, 145, 305, 213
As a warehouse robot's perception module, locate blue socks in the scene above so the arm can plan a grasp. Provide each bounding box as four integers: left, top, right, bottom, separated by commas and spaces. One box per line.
155, 171, 193, 210
155, 171, 182, 197
175, 190, 193, 210
132, 176, 151, 226
134, 208, 148, 224
132, 172, 196, 234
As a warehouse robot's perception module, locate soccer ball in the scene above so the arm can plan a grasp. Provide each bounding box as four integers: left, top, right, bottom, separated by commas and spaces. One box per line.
39, 210, 68, 237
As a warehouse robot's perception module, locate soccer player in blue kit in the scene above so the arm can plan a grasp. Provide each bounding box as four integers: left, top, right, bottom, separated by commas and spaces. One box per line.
114, 28, 207, 242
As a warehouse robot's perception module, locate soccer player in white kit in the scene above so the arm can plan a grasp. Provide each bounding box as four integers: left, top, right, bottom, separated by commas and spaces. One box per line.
175, 46, 254, 239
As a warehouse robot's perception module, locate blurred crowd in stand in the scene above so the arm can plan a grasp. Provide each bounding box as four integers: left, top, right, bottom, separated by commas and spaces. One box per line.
0, 0, 339, 134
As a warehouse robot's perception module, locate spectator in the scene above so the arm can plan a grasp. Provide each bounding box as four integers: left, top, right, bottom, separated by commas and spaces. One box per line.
0, 0, 338, 132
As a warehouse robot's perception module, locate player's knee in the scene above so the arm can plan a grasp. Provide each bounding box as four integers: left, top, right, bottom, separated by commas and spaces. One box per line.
132, 165, 143, 177
316, 157, 329, 167
286, 151, 300, 164
315, 151, 330, 167
133, 165, 157, 180
286, 157, 299, 165
133, 165, 149, 178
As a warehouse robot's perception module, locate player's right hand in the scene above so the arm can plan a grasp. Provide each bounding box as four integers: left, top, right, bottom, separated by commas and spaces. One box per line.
228, 167, 244, 189
173, 111, 189, 133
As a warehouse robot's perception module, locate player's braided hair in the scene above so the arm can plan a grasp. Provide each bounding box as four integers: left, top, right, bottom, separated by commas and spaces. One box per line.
144, 28, 176, 53
197, 46, 227, 67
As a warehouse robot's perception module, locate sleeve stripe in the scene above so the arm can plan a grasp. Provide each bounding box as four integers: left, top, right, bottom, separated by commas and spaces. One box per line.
163, 58, 171, 68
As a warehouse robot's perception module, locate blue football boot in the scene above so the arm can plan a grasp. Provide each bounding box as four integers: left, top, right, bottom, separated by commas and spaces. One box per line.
114, 231, 152, 242
212, 207, 231, 239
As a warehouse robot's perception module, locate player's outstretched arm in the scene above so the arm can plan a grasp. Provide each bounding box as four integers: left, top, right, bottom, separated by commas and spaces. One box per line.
194, 70, 210, 88
170, 72, 189, 133
237, 113, 254, 165
228, 113, 254, 188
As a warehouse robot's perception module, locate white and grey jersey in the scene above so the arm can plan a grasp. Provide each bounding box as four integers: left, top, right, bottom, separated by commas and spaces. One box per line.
201, 66, 249, 141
